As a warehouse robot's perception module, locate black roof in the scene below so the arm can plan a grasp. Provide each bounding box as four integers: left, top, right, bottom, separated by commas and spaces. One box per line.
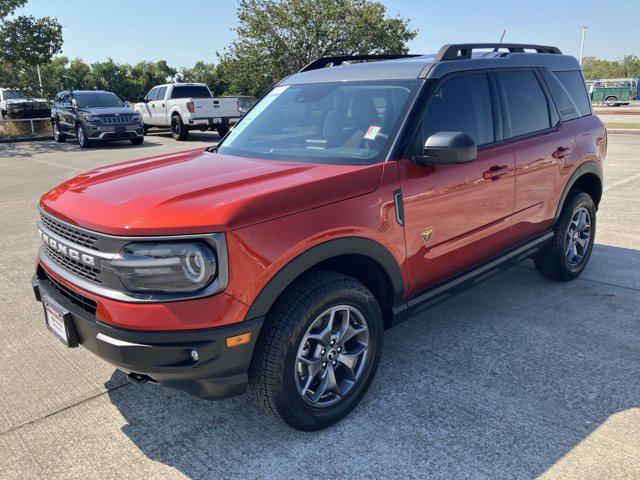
281, 43, 580, 85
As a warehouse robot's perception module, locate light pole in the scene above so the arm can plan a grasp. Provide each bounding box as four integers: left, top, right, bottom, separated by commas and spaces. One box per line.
579, 26, 588, 66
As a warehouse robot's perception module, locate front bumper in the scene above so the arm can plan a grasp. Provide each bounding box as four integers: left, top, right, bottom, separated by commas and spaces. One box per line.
85, 123, 144, 141
32, 271, 264, 399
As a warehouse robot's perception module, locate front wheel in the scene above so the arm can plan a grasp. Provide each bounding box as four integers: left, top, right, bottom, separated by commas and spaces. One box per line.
130, 136, 144, 145
76, 125, 91, 148
534, 191, 596, 281
171, 115, 189, 141
249, 271, 383, 431
53, 121, 66, 143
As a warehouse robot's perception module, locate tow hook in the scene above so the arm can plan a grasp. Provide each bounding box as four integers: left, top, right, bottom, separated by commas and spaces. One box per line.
127, 372, 154, 384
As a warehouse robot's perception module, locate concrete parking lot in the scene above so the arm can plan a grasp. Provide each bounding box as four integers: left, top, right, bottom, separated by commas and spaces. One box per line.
1, 132, 639, 479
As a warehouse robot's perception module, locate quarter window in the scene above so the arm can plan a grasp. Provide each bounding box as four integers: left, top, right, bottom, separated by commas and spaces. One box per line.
555, 71, 592, 117
421, 73, 494, 146
499, 71, 550, 138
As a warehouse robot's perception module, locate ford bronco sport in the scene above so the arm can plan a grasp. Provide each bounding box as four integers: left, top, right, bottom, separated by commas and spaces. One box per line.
33, 43, 606, 431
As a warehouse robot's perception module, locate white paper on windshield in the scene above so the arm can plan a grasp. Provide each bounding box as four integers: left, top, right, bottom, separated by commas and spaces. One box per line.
364, 125, 381, 140
223, 85, 290, 145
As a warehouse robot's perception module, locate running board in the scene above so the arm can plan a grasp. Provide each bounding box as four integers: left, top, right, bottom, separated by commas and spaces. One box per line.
391, 231, 553, 325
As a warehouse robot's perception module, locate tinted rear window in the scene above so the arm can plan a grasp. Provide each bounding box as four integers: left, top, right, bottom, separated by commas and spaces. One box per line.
171, 85, 212, 99
540, 70, 580, 122
499, 71, 550, 138
421, 73, 494, 146
555, 71, 591, 117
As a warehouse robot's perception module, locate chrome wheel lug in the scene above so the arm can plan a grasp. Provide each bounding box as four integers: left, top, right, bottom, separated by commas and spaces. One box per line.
337, 346, 342, 353
320, 349, 326, 355
322, 361, 327, 369
332, 360, 337, 367
330, 340, 335, 346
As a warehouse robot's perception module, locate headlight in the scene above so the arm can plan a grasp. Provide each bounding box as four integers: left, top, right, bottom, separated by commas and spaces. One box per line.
84, 114, 97, 122
132, 113, 141, 121
106, 242, 217, 293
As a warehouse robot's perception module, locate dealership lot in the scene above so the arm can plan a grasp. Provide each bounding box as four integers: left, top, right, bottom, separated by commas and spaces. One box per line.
1, 133, 639, 479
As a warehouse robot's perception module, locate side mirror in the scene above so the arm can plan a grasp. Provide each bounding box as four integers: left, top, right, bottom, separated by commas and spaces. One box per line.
413, 132, 477, 166
62, 102, 73, 109
124, 100, 130, 108
137, 96, 147, 103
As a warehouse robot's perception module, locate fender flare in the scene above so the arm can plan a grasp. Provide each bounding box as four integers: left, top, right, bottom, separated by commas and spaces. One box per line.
553, 161, 603, 222
243, 237, 405, 321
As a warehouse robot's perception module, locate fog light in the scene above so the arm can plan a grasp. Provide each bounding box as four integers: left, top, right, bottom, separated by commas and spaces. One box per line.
190, 349, 199, 361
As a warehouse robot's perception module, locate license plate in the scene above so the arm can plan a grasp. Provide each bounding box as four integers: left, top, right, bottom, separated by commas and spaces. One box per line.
43, 297, 77, 347
211, 117, 222, 124
115, 125, 125, 133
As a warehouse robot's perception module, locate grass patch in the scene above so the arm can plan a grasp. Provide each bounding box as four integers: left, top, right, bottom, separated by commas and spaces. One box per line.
604, 123, 640, 129
0, 119, 52, 138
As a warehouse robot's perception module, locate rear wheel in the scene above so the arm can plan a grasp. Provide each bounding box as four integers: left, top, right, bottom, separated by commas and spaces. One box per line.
76, 125, 91, 148
534, 192, 596, 281
605, 96, 619, 106
171, 115, 189, 141
249, 271, 383, 431
53, 121, 66, 143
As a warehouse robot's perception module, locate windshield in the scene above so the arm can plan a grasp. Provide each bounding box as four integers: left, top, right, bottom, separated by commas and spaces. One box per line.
4, 90, 26, 100
218, 80, 420, 165
74, 92, 124, 108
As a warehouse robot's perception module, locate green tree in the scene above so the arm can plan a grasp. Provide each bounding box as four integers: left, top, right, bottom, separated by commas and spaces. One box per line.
0, 0, 63, 94
582, 55, 640, 79
66, 58, 92, 90
177, 61, 225, 95
219, 0, 417, 97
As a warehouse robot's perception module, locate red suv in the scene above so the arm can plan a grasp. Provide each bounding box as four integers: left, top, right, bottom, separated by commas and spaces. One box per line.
33, 43, 606, 430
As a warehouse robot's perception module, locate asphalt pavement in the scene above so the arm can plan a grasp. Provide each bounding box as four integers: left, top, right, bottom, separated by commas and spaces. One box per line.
0, 132, 639, 479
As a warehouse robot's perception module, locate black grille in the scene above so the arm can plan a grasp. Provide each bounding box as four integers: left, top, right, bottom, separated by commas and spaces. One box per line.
44, 243, 101, 283
40, 213, 98, 250
100, 115, 133, 124
43, 270, 97, 315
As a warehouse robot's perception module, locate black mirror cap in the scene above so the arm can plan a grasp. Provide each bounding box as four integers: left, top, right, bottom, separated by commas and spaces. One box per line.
415, 131, 477, 165
137, 96, 146, 103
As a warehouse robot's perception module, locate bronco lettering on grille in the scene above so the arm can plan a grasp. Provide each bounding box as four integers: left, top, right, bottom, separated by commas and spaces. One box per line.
39, 230, 96, 267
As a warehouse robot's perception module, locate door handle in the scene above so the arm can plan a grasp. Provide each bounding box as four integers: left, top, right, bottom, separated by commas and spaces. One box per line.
552, 146, 572, 159
483, 165, 509, 181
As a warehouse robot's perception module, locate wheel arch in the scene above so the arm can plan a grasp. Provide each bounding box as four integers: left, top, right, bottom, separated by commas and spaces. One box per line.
243, 237, 405, 329
554, 161, 603, 223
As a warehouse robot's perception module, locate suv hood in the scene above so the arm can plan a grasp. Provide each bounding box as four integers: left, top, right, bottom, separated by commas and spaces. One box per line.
40, 148, 383, 235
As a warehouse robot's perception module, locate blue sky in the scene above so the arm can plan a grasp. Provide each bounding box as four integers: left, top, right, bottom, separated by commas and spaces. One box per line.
16, 0, 640, 67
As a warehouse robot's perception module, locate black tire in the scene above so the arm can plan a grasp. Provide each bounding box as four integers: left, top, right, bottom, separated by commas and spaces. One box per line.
142, 124, 149, 135
249, 271, 384, 431
53, 121, 66, 143
171, 115, 189, 141
534, 191, 596, 281
130, 136, 144, 145
76, 124, 91, 148
605, 96, 619, 106
216, 126, 229, 137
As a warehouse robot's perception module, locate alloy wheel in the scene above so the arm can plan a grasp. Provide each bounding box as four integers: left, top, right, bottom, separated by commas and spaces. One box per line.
564, 206, 592, 267
295, 305, 369, 407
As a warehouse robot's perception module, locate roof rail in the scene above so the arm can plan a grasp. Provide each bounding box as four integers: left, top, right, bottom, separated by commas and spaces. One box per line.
299, 54, 422, 72
435, 43, 562, 62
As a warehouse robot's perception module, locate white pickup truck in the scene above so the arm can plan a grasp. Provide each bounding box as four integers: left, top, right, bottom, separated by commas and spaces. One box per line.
135, 83, 255, 140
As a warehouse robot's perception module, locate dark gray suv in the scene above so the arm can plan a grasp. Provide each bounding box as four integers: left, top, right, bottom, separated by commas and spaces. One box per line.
51, 90, 144, 148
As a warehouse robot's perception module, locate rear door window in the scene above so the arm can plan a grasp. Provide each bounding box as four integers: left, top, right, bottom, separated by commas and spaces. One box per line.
554, 71, 592, 117
421, 73, 494, 146
499, 71, 550, 138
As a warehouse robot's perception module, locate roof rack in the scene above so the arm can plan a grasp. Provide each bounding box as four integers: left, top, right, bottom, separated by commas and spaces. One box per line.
434, 43, 562, 62
299, 54, 422, 72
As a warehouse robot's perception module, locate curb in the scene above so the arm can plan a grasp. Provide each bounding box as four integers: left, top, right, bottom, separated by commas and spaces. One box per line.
606, 129, 640, 135
0, 136, 54, 143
